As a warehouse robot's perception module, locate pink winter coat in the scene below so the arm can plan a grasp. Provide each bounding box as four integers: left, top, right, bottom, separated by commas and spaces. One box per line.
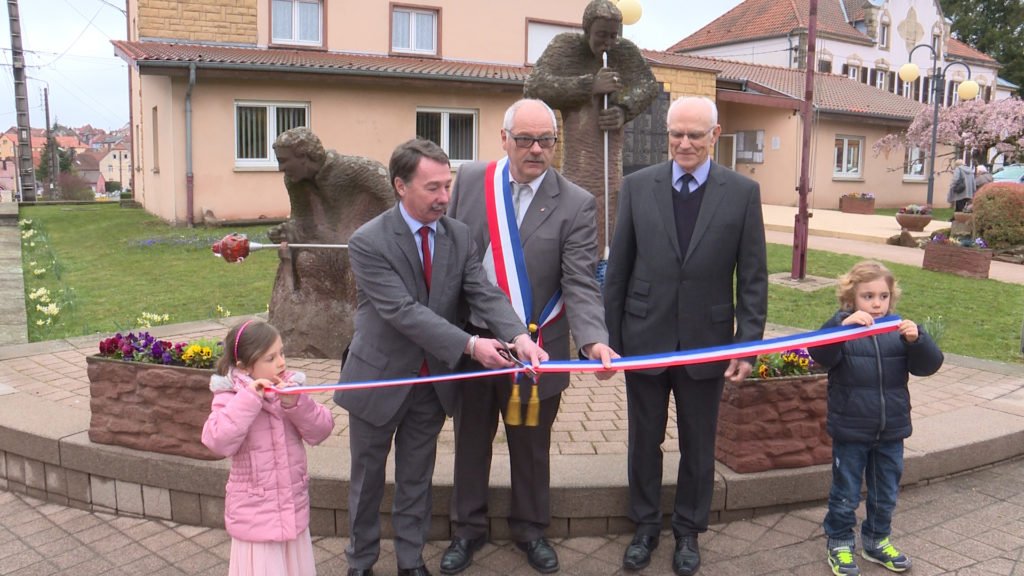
201, 369, 334, 542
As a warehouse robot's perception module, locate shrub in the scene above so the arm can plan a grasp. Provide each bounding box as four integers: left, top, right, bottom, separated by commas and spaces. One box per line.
972, 182, 1024, 249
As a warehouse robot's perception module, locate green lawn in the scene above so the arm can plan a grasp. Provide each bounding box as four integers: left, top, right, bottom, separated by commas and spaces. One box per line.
20, 203, 278, 340
17, 203, 1023, 364
766, 246, 1023, 364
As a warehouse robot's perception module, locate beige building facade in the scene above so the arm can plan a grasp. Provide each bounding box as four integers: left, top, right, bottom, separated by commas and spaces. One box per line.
121, 0, 588, 225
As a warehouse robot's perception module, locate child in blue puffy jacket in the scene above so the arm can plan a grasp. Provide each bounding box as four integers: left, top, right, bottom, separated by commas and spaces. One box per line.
810, 261, 943, 576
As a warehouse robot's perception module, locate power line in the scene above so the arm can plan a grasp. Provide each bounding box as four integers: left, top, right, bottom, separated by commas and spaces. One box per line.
44, 67, 124, 128
34, 5, 104, 68
93, 0, 127, 16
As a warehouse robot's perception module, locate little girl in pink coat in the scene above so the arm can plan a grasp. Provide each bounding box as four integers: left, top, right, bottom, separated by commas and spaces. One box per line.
202, 320, 334, 576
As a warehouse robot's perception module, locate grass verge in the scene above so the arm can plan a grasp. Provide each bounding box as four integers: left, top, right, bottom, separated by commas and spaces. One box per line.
766, 245, 1023, 364
20, 203, 277, 341
17, 204, 1022, 364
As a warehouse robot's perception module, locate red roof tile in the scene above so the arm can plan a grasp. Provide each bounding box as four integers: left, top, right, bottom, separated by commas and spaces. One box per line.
646, 50, 925, 121
667, 0, 870, 52
946, 37, 999, 66
112, 41, 530, 84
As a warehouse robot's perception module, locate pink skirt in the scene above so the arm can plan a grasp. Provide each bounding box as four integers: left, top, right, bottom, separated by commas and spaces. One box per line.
229, 528, 316, 576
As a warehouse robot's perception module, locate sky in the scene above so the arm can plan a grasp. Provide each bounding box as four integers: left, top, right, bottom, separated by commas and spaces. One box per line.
0, 0, 743, 133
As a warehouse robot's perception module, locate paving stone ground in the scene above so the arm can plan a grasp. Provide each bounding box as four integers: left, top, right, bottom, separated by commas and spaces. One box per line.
4, 457, 1024, 575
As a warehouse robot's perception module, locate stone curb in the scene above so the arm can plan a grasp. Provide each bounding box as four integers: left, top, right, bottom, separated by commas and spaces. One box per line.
3, 374, 1024, 539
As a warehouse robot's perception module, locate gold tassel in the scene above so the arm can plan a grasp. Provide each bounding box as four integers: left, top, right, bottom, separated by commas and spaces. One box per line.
525, 382, 540, 427
506, 382, 522, 426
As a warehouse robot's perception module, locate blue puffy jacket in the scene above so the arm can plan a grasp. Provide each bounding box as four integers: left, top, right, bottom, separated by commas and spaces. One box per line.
809, 311, 944, 443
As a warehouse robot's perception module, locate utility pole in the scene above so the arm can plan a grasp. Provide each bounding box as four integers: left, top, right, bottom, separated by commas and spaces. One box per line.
44, 87, 59, 198
6, 0, 37, 201
791, 0, 818, 279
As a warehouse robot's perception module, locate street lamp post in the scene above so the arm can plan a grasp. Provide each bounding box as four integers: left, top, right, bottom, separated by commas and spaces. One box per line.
899, 44, 979, 206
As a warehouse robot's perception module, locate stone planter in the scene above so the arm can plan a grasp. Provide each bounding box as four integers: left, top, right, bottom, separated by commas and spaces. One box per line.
87, 356, 218, 460
895, 213, 932, 232
839, 196, 875, 214
950, 213, 975, 237
716, 372, 830, 473
922, 242, 993, 279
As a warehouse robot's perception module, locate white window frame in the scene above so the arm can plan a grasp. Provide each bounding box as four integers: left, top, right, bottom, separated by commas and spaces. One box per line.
847, 65, 860, 80
392, 7, 438, 55
833, 135, 863, 179
875, 69, 888, 90
904, 146, 926, 180
950, 80, 962, 105
526, 21, 581, 64
234, 101, 310, 169
879, 22, 889, 49
416, 107, 477, 165
271, 0, 322, 46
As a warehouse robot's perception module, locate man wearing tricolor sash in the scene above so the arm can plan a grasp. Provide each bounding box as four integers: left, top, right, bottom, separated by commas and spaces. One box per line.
441, 99, 618, 575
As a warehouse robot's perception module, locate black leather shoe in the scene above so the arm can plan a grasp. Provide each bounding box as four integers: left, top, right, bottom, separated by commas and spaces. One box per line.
398, 566, 431, 576
622, 533, 659, 571
440, 535, 487, 574
673, 535, 701, 576
347, 569, 373, 576
516, 538, 559, 574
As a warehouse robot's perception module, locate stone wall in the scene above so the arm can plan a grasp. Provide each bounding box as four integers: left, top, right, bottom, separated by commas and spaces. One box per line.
650, 66, 717, 101
138, 0, 257, 45
87, 356, 218, 460
716, 374, 831, 473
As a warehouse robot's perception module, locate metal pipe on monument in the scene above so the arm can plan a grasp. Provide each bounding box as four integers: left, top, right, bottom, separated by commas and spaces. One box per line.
211, 233, 348, 263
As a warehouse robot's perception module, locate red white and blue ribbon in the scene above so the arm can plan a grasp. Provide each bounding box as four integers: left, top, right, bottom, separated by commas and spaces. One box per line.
484, 157, 563, 345
271, 316, 902, 394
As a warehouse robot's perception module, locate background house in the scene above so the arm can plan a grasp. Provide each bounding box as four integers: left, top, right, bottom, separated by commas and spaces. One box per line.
665, 0, 1007, 209
116, 0, 591, 225
71, 151, 106, 197
98, 145, 132, 191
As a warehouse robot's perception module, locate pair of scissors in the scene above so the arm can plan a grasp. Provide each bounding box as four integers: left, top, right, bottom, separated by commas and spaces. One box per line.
498, 340, 538, 382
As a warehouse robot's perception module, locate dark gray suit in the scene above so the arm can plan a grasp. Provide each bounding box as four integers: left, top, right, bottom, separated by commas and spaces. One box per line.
604, 160, 767, 538
335, 205, 525, 570
447, 163, 608, 542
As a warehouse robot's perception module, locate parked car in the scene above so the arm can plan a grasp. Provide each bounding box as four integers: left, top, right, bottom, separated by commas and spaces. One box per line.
992, 164, 1024, 183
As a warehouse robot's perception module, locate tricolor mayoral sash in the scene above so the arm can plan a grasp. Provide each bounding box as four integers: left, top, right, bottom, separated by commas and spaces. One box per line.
484, 157, 563, 346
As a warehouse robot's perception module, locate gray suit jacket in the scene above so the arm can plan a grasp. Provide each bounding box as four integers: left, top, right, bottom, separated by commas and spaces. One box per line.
449, 163, 608, 399
604, 161, 768, 380
334, 205, 526, 426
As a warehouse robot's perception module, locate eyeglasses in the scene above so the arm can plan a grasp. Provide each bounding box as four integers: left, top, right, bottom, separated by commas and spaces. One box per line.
506, 131, 558, 149
669, 128, 713, 141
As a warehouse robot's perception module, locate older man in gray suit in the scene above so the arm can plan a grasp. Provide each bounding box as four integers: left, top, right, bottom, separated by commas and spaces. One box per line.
604, 96, 768, 576
441, 99, 617, 575
335, 139, 547, 576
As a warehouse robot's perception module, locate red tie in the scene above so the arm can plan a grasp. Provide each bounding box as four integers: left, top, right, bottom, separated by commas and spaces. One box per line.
419, 226, 432, 292
419, 226, 431, 376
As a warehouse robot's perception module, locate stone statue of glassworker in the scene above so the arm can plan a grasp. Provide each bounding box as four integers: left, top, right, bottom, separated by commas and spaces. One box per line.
267, 127, 393, 359
524, 0, 658, 252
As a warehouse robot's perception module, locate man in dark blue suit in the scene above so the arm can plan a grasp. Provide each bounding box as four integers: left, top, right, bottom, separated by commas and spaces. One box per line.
604, 96, 768, 576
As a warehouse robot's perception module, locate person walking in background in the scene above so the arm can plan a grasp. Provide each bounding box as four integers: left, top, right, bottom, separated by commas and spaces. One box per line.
604, 95, 768, 576
974, 164, 993, 191
201, 319, 335, 576
335, 138, 547, 576
809, 261, 944, 576
442, 98, 617, 575
948, 159, 976, 214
